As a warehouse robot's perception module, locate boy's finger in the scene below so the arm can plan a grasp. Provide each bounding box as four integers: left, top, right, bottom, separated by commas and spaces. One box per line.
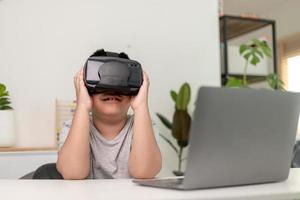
142, 70, 150, 86
75, 69, 80, 77
77, 76, 80, 90
76, 71, 81, 90
79, 68, 86, 89
73, 78, 77, 89
74, 71, 80, 89
74, 70, 80, 82
73, 76, 76, 85
80, 68, 84, 81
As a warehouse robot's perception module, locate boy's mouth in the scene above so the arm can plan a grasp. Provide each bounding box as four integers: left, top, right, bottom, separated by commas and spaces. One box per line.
101, 95, 122, 102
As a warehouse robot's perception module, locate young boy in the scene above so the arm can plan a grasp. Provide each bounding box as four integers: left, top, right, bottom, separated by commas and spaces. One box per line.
33, 50, 162, 179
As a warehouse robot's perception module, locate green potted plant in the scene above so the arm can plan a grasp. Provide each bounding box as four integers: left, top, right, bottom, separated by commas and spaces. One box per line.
156, 82, 191, 176
0, 83, 15, 147
226, 38, 284, 90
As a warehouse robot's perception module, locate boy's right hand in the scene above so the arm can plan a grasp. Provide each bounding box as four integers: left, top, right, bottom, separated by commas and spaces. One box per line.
74, 67, 92, 112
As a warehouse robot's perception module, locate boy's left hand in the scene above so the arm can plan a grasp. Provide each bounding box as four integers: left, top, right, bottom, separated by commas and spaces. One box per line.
130, 71, 149, 111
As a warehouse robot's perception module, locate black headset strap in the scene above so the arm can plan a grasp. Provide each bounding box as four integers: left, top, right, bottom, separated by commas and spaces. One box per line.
89, 49, 129, 59
106, 51, 129, 59
105, 51, 120, 57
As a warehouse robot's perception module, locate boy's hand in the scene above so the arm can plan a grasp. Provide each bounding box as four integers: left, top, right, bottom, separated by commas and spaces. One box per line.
131, 71, 149, 111
74, 68, 92, 112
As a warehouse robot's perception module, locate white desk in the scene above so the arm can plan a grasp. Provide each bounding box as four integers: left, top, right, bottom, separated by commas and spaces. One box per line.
1, 169, 300, 200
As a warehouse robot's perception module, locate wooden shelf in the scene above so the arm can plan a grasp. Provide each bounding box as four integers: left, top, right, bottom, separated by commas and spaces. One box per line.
220, 15, 274, 41
0, 147, 58, 152
222, 74, 267, 83
219, 15, 277, 87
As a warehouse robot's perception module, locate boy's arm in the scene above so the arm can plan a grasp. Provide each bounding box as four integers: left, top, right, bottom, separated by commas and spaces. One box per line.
128, 72, 162, 179
56, 68, 91, 179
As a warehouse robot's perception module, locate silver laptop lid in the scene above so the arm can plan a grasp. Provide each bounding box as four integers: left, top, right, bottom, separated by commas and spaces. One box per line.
183, 87, 300, 189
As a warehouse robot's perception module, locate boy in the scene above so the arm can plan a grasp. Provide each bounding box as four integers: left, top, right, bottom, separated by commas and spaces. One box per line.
33, 50, 162, 179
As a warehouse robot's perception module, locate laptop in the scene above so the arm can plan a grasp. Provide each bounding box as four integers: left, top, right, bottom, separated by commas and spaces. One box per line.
133, 86, 300, 190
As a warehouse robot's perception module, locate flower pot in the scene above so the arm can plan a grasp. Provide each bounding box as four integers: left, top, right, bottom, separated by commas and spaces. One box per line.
0, 110, 15, 147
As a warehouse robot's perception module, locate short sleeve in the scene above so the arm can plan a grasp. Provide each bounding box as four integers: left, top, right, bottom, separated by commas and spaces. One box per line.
58, 120, 72, 150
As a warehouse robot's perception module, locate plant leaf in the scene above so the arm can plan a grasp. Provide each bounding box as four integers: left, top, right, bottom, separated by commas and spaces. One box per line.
172, 110, 191, 147
243, 52, 252, 60
0, 91, 9, 98
0, 105, 13, 110
226, 76, 244, 88
159, 133, 179, 155
253, 48, 264, 59
170, 90, 177, 103
0, 83, 6, 95
261, 44, 272, 57
266, 73, 284, 90
253, 39, 271, 57
239, 44, 249, 54
156, 113, 172, 130
176, 83, 191, 111
0, 98, 11, 106
0, 97, 9, 102
250, 54, 260, 66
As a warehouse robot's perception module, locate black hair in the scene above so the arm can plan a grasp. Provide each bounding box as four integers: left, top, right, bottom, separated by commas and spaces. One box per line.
90, 49, 130, 59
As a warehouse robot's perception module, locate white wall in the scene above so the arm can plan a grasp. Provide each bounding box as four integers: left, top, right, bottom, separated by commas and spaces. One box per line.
263, 1, 300, 38
0, 0, 220, 176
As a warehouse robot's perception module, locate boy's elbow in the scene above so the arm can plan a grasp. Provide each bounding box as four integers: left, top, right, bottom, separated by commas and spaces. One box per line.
130, 163, 162, 179
59, 169, 89, 180
130, 170, 154, 179
130, 169, 159, 179
62, 172, 88, 180
56, 163, 89, 180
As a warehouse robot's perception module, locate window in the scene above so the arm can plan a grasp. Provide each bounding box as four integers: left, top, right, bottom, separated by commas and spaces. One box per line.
279, 34, 300, 137
287, 55, 300, 92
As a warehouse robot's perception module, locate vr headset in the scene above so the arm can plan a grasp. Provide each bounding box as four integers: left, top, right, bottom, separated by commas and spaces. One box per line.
83, 52, 143, 96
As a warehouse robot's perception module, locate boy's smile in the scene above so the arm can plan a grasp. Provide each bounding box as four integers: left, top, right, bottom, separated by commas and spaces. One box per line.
92, 93, 131, 117
100, 95, 123, 103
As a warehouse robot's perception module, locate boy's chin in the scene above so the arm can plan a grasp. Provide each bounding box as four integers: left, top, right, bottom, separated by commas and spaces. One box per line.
99, 108, 127, 117
92, 101, 130, 117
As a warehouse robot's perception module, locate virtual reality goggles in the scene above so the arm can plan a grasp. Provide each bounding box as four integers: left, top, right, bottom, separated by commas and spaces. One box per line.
84, 56, 143, 96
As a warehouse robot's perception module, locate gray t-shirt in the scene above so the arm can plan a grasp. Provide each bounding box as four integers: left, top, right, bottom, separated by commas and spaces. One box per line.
59, 115, 158, 179
88, 116, 134, 179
